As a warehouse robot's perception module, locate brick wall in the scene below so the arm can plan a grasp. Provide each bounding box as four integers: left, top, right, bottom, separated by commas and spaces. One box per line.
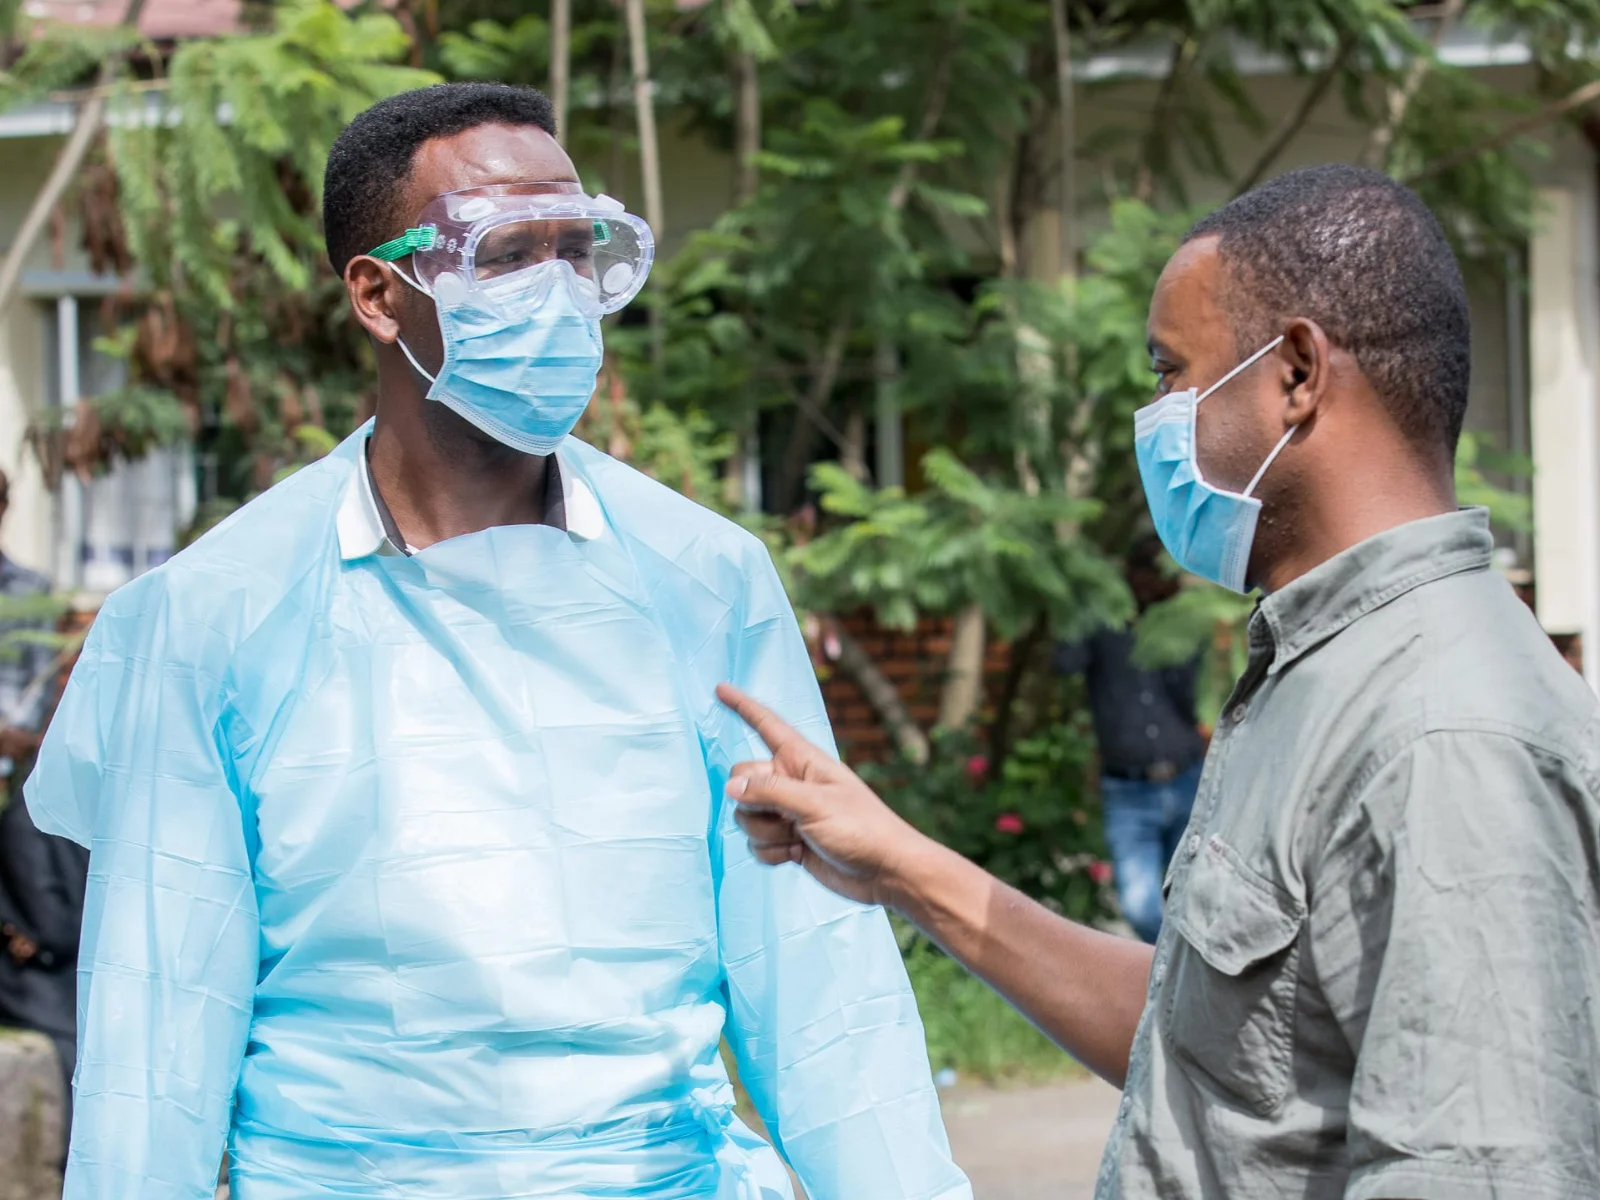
813, 611, 1013, 763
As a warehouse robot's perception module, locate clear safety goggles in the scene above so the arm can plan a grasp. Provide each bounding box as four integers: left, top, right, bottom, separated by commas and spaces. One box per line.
366, 182, 655, 316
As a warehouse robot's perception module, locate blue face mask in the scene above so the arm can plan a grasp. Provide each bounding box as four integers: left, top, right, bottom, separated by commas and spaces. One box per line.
394, 258, 604, 456
1133, 336, 1294, 593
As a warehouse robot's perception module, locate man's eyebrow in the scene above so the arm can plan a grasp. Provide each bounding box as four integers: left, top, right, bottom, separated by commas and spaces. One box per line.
1147, 337, 1173, 360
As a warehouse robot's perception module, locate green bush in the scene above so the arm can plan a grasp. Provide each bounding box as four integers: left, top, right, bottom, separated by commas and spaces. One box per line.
863, 714, 1113, 924
902, 932, 1080, 1084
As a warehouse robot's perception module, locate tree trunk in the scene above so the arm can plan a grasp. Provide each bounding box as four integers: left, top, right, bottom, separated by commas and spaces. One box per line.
936, 604, 987, 732
1049, 0, 1076, 276
624, 0, 665, 365
734, 48, 761, 205
728, 44, 762, 508
550, 0, 571, 146
873, 337, 903, 490
841, 408, 868, 482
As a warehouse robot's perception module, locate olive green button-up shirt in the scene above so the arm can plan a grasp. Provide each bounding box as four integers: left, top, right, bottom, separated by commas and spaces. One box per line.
1097, 509, 1600, 1200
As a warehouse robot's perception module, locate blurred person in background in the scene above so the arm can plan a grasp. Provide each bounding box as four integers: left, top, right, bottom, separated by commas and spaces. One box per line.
25, 83, 967, 1200
1054, 535, 1204, 943
0, 464, 85, 1143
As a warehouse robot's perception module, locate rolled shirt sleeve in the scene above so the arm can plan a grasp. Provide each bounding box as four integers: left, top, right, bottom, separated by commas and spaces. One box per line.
705, 548, 971, 1200
1311, 729, 1600, 1200
25, 579, 257, 1200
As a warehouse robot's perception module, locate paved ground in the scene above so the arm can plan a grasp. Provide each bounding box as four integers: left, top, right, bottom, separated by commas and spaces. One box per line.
941, 1075, 1121, 1199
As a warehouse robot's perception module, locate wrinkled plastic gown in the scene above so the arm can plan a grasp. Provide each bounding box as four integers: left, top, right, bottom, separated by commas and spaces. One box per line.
27, 426, 972, 1200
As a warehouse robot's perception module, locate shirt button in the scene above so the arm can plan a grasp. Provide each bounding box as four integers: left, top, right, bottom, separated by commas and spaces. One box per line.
1145, 723, 1160, 739
1152, 963, 1166, 987
1140, 691, 1153, 705
1186, 833, 1201, 858
1120, 1094, 1132, 1117
1229, 703, 1248, 724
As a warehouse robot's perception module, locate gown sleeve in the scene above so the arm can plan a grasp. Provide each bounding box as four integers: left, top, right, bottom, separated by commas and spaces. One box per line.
706, 546, 972, 1200
24, 578, 258, 1200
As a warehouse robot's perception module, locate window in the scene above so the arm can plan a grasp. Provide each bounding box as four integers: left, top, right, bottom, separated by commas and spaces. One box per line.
41, 289, 196, 592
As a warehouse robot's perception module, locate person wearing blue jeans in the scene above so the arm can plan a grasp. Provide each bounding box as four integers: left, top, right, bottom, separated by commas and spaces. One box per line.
1055, 538, 1205, 943
1096, 763, 1203, 942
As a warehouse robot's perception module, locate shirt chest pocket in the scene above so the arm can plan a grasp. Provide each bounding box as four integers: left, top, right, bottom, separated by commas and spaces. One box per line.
1161, 835, 1305, 1116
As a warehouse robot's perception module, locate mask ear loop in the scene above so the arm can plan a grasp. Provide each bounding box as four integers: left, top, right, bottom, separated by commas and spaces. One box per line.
1196, 334, 1285, 404
1243, 422, 1299, 499
381, 258, 440, 385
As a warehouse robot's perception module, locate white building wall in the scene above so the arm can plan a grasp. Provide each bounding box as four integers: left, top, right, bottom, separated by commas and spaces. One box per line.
1529, 181, 1600, 690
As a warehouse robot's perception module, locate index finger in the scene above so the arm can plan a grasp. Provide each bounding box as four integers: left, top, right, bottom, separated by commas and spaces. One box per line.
716, 683, 829, 768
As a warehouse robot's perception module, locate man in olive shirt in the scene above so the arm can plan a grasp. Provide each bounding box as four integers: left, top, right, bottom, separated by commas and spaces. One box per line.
716, 164, 1600, 1198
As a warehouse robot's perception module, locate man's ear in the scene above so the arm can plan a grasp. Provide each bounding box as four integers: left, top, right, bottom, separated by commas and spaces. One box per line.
346, 256, 406, 344
1278, 316, 1331, 430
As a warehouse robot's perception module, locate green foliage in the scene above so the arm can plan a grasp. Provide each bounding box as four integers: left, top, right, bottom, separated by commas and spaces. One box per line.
864, 719, 1112, 924
0, 18, 139, 108
903, 933, 1079, 1083
90, 0, 434, 497
790, 452, 1130, 641
111, 0, 433, 304
1456, 429, 1534, 532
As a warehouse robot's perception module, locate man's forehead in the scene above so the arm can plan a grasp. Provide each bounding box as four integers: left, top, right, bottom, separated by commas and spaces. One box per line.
401, 123, 577, 216
1149, 235, 1226, 344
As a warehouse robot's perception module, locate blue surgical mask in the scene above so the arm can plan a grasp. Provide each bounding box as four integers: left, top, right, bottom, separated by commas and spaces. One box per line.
1133, 336, 1294, 593
393, 258, 604, 456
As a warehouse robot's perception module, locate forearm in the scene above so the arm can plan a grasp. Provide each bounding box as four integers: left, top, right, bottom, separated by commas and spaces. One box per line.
886, 834, 1153, 1087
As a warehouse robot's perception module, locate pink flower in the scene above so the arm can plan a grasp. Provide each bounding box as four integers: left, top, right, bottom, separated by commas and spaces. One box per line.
966, 755, 989, 782
995, 813, 1024, 835
1087, 860, 1114, 886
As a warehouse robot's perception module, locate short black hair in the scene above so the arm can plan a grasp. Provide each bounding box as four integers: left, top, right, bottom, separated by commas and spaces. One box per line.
1186, 164, 1471, 456
322, 83, 557, 276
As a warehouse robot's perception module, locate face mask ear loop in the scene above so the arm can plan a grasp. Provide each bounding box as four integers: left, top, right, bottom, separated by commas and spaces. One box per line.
394, 336, 438, 385
1243, 422, 1298, 499
385, 258, 429, 297
381, 258, 440, 385
1197, 334, 1286, 405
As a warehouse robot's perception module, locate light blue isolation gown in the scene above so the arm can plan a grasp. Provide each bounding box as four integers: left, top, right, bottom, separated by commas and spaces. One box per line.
26, 425, 971, 1200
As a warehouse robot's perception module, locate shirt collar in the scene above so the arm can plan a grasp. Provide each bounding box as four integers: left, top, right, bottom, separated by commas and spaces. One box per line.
336, 437, 603, 562
1255, 507, 1495, 675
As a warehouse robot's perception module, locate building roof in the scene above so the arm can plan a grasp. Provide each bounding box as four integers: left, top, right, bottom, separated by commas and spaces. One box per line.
21, 0, 369, 39
22, 0, 244, 39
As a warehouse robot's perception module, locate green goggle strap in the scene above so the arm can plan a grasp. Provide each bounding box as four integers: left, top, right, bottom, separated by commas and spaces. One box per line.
368, 220, 617, 261
367, 227, 438, 261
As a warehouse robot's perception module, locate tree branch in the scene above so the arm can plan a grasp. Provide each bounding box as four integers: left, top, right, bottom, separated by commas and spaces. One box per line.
1407, 77, 1600, 184
0, 0, 150, 363
886, 3, 964, 214
1359, 0, 1464, 171
1234, 34, 1357, 197
827, 617, 930, 764
1132, 35, 1197, 203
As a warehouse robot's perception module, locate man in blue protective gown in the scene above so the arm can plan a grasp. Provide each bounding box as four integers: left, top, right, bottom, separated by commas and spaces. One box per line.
25, 82, 971, 1200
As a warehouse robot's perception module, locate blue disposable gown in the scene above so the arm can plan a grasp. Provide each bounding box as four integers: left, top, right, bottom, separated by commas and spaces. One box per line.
26, 427, 971, 1200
